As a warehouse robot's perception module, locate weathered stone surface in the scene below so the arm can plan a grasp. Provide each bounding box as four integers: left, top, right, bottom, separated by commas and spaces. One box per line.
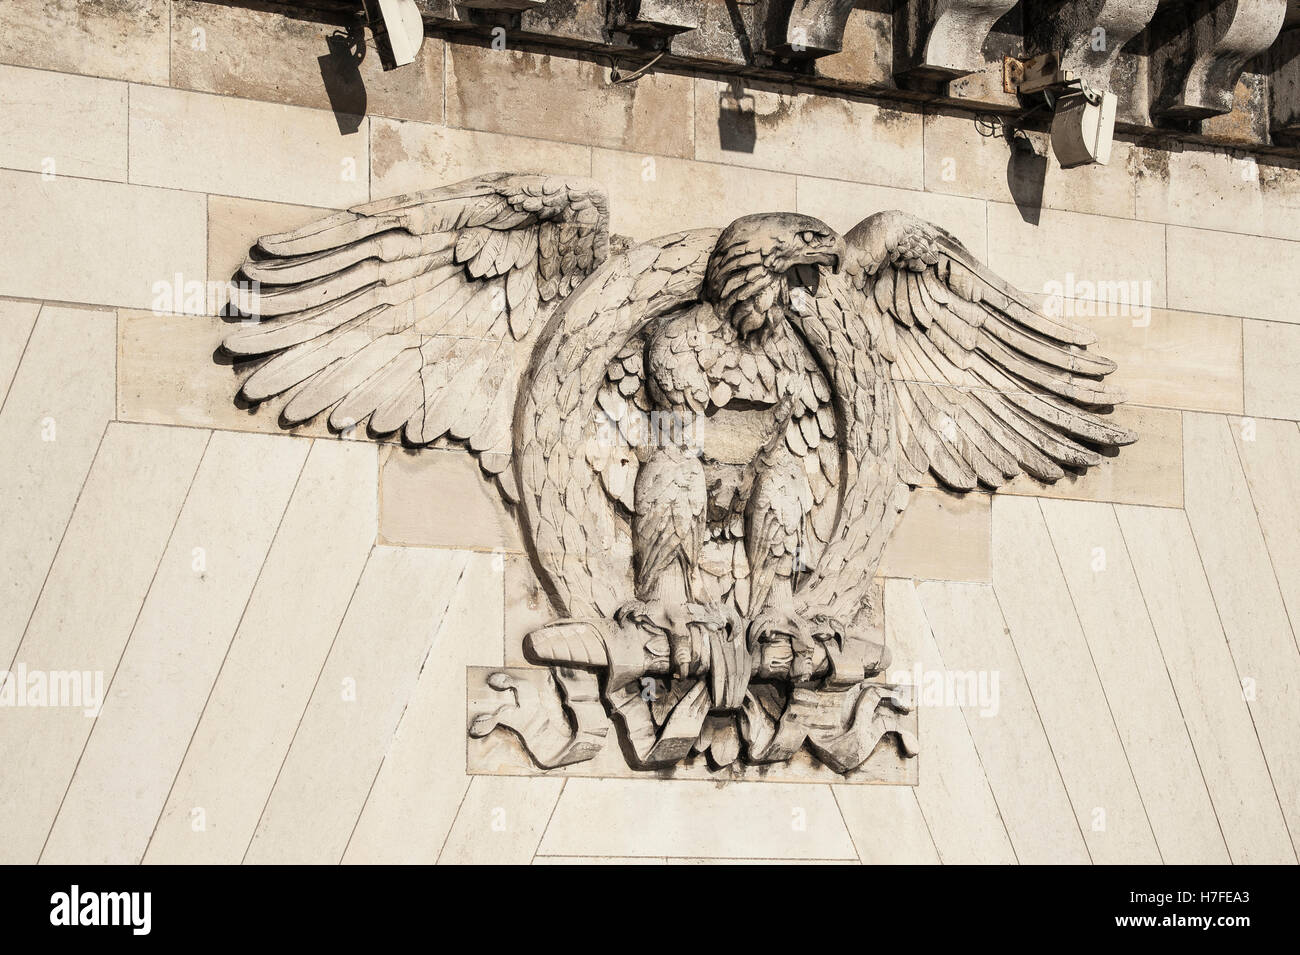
814, 6, 894, 86
0, 305, 116, 662
0, 0, 169, 84
146, 440, 378, 865
893, 0, 1020, 83
445, 42, 693, 157
1024, 1, 1160, 116
1268, 27, 1300, 139
341, 552, 506, 865
1182, 411, 1300, 845
694, 77, 924, 188
370, 117, 592, 197
170, 0, 444, 123
1135, 145, 1300, 242
243, 547, 478, 864
129, 85, 370, 209
1147, 0, 1286, 121
0, 64, 128, 182
214, 172, 1133, 781
40, 431, 309, 865
1117, 502, 1298, 863
0, 422, 210, 864
992, 495, 1164, 864
916, 580, 1093, 863
534, 778, 859, 859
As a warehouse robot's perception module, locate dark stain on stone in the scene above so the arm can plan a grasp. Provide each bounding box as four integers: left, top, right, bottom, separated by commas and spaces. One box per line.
1136, 146, 1170, 182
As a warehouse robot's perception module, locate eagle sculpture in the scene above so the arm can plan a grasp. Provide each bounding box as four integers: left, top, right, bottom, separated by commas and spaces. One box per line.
223, 173, 1135, 776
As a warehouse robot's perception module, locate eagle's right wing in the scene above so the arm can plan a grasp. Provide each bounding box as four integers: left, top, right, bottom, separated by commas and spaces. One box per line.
222, 173, 609, 499
846, 210, 1136, 491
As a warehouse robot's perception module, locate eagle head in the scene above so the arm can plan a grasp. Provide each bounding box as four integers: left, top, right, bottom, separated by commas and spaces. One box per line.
703, 213, 845, 338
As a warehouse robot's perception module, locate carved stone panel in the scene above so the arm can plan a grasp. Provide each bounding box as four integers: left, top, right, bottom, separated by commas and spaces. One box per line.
214, 173, 1137, 782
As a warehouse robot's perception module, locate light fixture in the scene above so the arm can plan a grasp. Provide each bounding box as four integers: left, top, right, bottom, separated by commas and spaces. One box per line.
364, 0, 425, 68
1003, 53, 1117, 168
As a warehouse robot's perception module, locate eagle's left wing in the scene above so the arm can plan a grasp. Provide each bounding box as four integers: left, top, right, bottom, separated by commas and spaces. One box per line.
220, 173, 608, 500
844, 210, 1136, 491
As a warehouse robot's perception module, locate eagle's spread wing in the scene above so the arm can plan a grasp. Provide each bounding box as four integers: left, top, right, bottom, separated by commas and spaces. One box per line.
222, 173, 609, 498
845, 211, 1136, 491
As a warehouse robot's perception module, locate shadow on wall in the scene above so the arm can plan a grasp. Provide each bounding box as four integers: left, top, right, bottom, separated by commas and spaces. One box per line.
977, 116, 1049, 225
318, 25, 368, 136
718, 81, 757, 153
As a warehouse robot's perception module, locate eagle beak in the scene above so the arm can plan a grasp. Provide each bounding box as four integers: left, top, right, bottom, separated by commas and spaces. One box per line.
830, 236, 846, 274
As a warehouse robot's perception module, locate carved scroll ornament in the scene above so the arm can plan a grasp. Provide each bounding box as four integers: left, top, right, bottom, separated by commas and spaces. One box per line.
216, 173, 1135, 777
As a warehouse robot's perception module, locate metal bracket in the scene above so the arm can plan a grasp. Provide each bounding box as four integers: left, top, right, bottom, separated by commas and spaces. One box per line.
1003, 52, 1076, 96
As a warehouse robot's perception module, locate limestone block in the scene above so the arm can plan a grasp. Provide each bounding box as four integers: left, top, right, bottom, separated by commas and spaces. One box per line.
880, 487, 991, 583
339, 551, 505, 864
0, 422, 209, 864
0, 298, 41, 401
371, 118, 592, 198
1167, 225, 1300, 323
991, 494, 1164, 863
1135, 145, 1300, 243
1229, 414, 1300, 665
1116, 503, 1297, 863
592, 148, 797, 241
986, 203, 1166, 312
1078, 305, 1244, 414
1040, 498, 1230, 863
1181, 411, 1300, 844
693, 77, 924, 188
146, 440, 378, 865
40, 431, 310, 865
1147, 0, 1285, 121
0, 170, 205, 309
1001, 404, 1183, 508
244, 547, 480, 864
117, 310, 338, 439
830, 784, 941, 864
445, 43, 693, 158
128, 85, 370, 209
916, 580, 1092, 863
208, 195, 333, 312
0, 64, 127, 181
0, 305, 115, 660
881, 579, 1018, 863
534, 778, 859, 860
378, 445, 522, 551
813, 7, 894, 87
434, 776, 565, 864
1243, 319, 1300, 419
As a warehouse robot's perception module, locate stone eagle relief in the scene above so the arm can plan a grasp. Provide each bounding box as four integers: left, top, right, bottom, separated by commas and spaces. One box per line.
220, 173, 1135, 778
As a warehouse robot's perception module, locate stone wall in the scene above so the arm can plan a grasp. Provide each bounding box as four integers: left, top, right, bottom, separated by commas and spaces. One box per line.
0, 0, 1297, 863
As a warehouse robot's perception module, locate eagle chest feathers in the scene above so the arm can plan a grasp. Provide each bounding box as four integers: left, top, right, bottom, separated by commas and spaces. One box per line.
626, 300, 842, 613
